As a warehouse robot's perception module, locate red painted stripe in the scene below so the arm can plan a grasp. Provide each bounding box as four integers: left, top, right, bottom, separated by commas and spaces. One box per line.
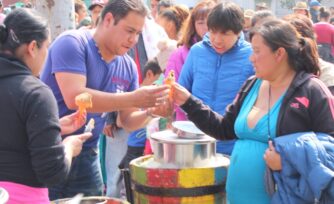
147, 169, 179, 188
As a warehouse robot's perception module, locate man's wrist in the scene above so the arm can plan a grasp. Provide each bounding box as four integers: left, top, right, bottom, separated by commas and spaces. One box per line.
145, 108, 157, 118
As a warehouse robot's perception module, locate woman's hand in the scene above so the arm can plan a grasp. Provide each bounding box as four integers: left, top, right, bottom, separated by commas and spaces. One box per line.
172, 83, 191, 106
264, 141, 282, 171
60, 110, 87, 135
148, 100, 173, 118
63, 132, 92, 157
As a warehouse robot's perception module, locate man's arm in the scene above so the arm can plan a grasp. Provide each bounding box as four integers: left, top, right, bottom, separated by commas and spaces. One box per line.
117, 100, 172, 131
55, 72, 169, 112
117, 108, 151, 132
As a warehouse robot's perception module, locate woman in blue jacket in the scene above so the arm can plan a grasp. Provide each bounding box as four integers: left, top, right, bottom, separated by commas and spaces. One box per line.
172, 19, 334, 204
178, 2, 254, 155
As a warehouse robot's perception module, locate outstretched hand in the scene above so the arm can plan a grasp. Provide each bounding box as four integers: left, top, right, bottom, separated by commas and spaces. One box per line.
63, 132, 92, 157
132, 85, 170, 108
60, 110, 87, 135
171, 83, 191, 106
146, 83, 191, 118
148, 99, 174, 119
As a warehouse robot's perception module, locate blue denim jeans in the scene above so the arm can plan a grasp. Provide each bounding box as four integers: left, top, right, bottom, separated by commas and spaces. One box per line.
48, 147, 103, 200
105, 128, 128, 198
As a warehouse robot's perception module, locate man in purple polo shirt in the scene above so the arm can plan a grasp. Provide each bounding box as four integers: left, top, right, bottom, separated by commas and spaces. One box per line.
41, 0, 168, 199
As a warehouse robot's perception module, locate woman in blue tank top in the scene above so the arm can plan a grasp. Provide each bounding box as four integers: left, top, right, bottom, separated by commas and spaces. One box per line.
170, 19, 334, 204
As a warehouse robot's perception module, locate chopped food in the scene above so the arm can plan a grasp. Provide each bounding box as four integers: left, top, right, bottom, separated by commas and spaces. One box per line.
75, 92, 93, 116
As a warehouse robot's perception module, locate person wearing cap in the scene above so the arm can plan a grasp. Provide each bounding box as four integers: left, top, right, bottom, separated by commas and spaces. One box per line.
89, 0, 106, 28
243, 9, 255, 42
293, 1, 310, 18
255, 2, 268, 11
309, 0, 321, 23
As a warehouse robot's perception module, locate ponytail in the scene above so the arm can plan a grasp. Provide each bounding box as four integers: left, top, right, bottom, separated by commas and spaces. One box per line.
0, 8, 48, 54
295, 37, 319, 75
0, 24, 21, 52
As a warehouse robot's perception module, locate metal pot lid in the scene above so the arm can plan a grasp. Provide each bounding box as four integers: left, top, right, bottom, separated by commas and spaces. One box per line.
172, 121, 205, 139
150, 130, 216, 144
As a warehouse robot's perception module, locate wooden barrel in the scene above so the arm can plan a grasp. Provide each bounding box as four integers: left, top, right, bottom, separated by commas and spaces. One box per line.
130, 155, 229, 204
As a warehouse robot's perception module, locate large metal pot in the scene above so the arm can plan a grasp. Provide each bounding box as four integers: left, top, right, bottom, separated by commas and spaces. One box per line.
51, 196, 129, 204
149, 130, 217, 167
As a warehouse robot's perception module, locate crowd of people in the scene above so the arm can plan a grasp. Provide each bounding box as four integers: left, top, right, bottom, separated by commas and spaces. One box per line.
0, 0, 333, 203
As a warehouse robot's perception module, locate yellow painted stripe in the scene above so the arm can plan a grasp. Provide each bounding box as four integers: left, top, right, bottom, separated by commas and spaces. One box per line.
178, 168, 214, 187
181, 195, 215, 204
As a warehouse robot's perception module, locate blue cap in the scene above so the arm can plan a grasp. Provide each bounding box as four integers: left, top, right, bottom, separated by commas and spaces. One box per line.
310, 0, 321, 7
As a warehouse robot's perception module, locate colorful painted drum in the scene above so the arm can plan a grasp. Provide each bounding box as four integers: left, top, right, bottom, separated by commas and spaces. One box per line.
130, 155, 229, 204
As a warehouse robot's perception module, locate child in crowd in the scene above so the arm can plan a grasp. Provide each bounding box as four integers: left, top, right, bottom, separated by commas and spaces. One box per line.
118, 59, 163, 169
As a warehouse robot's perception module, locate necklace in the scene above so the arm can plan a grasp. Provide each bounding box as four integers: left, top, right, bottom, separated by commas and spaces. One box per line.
267, 84, 272, 141
94, 41, 107, 62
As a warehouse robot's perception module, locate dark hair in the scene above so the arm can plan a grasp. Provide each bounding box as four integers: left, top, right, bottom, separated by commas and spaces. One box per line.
101, 0, 148, 25
75, 0, 86, 13
250, 19, 319, 75
251, 10, 275, 27
159, 5, 190, 35
282, 14, 315, 40
157, 0, 174, 14
319, 7, 330, 20
282, 14, 320, 75
143, 58, 162, 77
0, 8, 48, 54
179, 0, 215, 48
207, 2, 244, 34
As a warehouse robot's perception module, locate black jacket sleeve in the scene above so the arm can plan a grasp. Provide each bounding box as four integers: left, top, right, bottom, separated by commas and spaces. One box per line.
180, 77, 257, 140
24, 85, 70, 186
